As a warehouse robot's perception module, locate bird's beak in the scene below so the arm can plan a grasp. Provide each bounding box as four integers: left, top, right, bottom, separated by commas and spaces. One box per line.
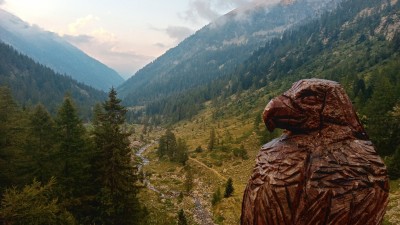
263, 99, 278, 132
263, 95, 305, 132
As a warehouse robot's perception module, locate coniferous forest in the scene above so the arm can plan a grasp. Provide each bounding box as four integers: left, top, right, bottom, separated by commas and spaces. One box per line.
0, 87, 146, 224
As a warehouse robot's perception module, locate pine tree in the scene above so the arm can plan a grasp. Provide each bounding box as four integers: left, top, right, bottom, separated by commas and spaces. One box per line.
24, 104, 57, 183
53, 95, 97, 224
177, 209, 188, 225
55, 96, 89, 194
224, 178, 234, 198
175, 138, 189, 165
208, 128, 216, 151
0, 86, 22, 192
211, 188, 222, 206
158, 129, 177, 159
93, 88, 142, 225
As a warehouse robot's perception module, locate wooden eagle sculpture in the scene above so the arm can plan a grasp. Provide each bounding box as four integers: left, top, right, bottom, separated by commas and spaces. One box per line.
241, 79, 389, 225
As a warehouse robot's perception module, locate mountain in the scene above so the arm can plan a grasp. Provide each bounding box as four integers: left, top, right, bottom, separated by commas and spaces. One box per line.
118, 0, 342, 105
134, 0, 400, 224
0, 42, 106, 117
0, 9, 124, 91
127, 0, 400, 156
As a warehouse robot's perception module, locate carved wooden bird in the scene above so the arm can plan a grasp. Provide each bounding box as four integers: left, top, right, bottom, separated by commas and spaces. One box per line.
241, 79, 389, 225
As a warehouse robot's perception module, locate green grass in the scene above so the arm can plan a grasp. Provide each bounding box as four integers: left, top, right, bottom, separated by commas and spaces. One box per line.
134, 86, 400, 224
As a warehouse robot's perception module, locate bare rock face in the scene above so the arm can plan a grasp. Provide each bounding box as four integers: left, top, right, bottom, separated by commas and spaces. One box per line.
241, 79, 389, 225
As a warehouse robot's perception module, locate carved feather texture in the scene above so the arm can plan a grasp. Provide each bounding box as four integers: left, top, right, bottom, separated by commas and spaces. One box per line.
241, 79, 389, 225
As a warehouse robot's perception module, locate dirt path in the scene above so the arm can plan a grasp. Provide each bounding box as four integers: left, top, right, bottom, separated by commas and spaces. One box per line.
189, 157, 227, 181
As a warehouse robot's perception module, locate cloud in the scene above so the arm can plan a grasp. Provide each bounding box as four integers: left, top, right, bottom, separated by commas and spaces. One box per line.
180, 0, 252, 24
68, 14, 99, 34
65, 32, 153, 78
63, 34, 94, 43
154, 42, 167, 48
165, 26, 193, 42
63, 15, 153, 79
148, 25, 193, 49
0, 0, 5, 5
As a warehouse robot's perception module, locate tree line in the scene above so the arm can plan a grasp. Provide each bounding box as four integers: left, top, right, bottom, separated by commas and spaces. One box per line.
0, 86, 146, 224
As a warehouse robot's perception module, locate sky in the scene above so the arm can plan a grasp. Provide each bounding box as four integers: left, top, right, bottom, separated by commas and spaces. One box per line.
0, 0, 255, 79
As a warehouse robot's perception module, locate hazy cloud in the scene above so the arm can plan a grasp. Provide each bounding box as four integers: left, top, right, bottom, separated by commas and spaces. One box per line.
63, 34, 94, 43
166, 26, 193, 42
0, 0, 5, 5
180, 0, 253, 24
63, 15, 153, 78
68, 15, 99, 34
154, 42, 167, 48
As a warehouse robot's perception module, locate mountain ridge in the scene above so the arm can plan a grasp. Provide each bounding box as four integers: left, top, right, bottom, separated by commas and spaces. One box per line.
118, 0, 342, 105
0, 8, 124, 91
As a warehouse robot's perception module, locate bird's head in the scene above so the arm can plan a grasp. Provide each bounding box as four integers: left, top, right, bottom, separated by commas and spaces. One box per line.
263, 79, 367, 139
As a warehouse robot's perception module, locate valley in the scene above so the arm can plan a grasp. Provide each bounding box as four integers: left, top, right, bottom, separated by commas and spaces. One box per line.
1, 0, 400, 224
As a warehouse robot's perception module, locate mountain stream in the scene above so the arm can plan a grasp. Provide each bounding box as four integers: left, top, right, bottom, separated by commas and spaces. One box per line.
135, 142, 215, 225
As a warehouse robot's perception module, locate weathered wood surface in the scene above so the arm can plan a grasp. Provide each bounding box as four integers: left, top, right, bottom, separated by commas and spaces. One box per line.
241, 79, 389, 225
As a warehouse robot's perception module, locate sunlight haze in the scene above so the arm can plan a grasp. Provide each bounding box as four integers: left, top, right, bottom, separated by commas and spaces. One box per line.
1, 0, 252, 78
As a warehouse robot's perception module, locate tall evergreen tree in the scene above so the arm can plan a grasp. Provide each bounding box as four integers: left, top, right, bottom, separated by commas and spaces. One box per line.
93, 88, 142, 225
177, 209, 188, 225
55, 96, 88, 193
23, 104, 57, 183
208, 128, 216, 151
224, 178, 234, 198
175, 138, 189, 165
158, 129, 177, 159
0, 87, 22, 192
54, 95, 94, 222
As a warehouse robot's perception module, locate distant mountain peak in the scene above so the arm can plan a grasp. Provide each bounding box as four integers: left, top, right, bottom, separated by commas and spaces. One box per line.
0, 9, 124, 91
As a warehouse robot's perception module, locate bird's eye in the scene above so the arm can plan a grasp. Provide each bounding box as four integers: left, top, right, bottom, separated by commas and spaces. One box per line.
299, 91, 321, 104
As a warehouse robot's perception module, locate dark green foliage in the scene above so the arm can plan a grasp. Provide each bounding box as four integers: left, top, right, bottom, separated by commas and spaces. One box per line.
23, 104, 57, 183
233, 145, 249, 160
0, 178, 75, 225
208, 128, 216, 151
0, 87, 146, 224
195, 145, 204, 153
92, 88, 143, 225
388, 146, 400, 179
176, 138, 189, 165
0, 86, 22, 191
158, 130, 189, 164
54, 96, 96, 221
177, 209, 188, 225
55, 96, 88, 182
224, 178, 234, 198
158, 129, 177, 159
211, 188, 222, 206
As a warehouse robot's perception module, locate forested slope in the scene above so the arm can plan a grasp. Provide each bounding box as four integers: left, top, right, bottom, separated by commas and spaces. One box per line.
141, 0, 400, 157
0, 42, 106, 117
119, 0, 342, 105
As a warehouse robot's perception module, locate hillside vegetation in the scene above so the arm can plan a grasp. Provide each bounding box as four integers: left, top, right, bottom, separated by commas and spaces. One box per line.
0, 42, 106, 117
119, 0, 342, 105
133, 0, 400, 224
137, 0, 400, 158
